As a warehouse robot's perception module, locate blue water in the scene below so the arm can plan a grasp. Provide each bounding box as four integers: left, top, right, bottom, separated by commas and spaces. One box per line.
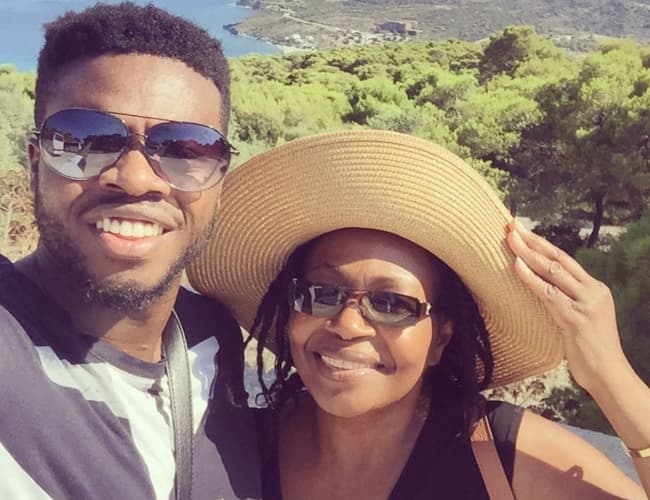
0, 0, 280, 70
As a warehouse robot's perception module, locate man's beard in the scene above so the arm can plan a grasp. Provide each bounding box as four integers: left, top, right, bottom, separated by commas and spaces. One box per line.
33, 188, 217, 312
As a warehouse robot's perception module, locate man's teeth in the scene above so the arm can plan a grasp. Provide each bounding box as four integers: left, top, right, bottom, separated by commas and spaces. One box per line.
95, 218, 163, 238
321, 355, 373, 370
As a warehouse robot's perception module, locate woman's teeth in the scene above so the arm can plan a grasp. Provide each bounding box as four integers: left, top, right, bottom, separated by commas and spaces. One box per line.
320, 354, 373, 370
95, 218, 163, 238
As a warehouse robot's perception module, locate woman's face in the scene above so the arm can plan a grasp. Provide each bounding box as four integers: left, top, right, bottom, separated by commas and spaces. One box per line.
287, 228, 452, 419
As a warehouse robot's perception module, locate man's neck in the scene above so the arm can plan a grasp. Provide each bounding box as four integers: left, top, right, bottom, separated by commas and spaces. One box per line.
15, 251, 180, 363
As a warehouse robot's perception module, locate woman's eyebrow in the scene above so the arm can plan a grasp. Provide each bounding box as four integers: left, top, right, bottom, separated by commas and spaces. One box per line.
307, 265, 411, 289
307, 262, 344, 275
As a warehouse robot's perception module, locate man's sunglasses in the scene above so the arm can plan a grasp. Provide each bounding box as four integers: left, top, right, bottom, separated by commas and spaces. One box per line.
31, 108, 238, 192
289, 278, 433, 327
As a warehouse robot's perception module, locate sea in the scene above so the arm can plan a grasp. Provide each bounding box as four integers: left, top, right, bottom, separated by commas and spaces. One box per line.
0, 0, 281, 71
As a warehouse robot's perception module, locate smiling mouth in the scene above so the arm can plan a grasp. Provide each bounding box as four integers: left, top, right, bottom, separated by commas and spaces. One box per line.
319, 353, 385, 371
94, 217, 164, 238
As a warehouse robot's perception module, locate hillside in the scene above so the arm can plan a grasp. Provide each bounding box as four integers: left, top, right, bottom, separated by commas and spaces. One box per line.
232, 0, 650, 51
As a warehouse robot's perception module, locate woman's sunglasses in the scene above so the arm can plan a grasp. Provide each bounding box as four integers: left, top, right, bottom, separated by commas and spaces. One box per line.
31, 108, 238, 192
289, 278, 433, 327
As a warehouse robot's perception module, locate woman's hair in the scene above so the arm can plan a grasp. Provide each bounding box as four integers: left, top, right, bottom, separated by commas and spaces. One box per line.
248, 234, 494, 437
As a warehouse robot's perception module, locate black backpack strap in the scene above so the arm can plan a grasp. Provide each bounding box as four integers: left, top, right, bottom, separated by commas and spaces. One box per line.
162, 310, 194, 500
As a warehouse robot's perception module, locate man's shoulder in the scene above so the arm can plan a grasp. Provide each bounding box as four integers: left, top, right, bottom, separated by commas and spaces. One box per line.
177, 287, 254, 419
0, 253, 19, 293
0, 288, 47, 376
0, 303, 27, 337
0, 254, 40, 326
175, 286, 243, 350
0, 253, 21, 323
0, 253, 66, 334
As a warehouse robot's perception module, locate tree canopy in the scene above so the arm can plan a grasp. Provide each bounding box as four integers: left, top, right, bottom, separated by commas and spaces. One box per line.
228, 28, 650, 244
3, 26, 650, 247
0, 25, 648, 430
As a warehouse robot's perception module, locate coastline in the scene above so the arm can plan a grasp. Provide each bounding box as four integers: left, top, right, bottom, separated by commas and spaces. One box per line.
0, 0, 281, 70
224, 21, 308, 55
220, 0, 650, 56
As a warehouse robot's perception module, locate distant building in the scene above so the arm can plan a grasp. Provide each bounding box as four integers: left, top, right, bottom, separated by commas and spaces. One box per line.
377, 20, 418, 37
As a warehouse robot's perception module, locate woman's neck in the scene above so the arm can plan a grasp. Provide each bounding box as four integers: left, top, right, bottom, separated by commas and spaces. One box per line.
318, 391, 427, 464
279, 386, 430, 500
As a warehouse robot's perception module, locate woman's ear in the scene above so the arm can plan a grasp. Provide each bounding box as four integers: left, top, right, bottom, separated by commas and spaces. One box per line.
427, 318, 453, 367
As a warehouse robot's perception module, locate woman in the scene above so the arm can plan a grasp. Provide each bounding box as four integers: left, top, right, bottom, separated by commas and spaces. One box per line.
189, 130, 649, 499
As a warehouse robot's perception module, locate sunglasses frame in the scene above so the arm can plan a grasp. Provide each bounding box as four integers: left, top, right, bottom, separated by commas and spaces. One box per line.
31, 107, 239, 192
289, 277, 434, 327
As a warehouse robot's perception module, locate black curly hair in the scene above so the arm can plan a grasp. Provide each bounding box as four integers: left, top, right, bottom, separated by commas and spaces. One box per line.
35, 2, 230, 130
248, 232, 495, 438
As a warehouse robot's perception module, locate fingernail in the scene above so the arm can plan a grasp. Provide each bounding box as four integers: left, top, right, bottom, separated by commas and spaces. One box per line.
511, 228, 525, 246
514, 219, 528, 233
515, 256, 532, 273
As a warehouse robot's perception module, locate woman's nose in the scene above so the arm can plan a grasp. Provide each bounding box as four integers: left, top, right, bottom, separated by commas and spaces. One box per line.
324, 301, 376, 340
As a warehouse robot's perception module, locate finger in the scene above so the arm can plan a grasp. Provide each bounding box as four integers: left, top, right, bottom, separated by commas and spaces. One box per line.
510, 219, 591, 283
507, 229, 582, 300
514, 256, 576, 330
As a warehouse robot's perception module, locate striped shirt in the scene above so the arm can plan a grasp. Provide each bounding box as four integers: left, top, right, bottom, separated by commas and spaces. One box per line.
0, 255, 262, 499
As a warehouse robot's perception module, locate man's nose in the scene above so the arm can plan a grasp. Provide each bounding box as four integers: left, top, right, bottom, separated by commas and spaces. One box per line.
96, 145, 172, 197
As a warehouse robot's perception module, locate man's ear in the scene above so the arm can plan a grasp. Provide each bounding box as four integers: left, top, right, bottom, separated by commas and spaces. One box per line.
28, 142, 39, 192
427, 318, 453, 367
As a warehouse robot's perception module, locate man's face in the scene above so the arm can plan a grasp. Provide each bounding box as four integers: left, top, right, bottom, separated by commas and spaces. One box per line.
31, 53, 226, 310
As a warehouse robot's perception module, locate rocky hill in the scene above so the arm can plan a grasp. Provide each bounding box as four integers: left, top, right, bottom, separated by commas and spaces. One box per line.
231, 0, 650, 51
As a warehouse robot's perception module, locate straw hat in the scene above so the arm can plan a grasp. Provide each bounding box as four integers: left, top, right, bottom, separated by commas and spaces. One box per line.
188, 130, 563, 387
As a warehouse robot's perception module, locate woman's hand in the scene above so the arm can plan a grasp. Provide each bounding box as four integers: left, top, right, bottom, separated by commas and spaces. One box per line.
506, 219, 629, 393
507, 219, 650, 496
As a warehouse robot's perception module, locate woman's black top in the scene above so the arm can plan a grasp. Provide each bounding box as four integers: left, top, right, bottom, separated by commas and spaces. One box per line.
255, 397, 523, 500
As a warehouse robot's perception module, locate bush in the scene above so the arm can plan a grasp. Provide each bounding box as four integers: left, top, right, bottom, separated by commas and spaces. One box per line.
0, 169, 36, 260
532, 221, 585, 256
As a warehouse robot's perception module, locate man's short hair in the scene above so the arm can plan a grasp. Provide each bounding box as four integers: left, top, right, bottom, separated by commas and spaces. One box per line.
35, 2, 230, 131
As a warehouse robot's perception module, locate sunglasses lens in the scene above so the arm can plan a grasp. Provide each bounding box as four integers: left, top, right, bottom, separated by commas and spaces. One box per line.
290, 280, 342, 317
375, 292, 418, 315
309, 283, 346, 318
38, 109, 232, 191
290, 279, 422, 326
39, 109, 125, 179
363, 293, 419, 326
146, 123, 230, 191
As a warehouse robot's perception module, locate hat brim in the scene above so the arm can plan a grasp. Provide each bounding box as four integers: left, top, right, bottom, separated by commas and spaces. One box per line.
188, 130, 563, 388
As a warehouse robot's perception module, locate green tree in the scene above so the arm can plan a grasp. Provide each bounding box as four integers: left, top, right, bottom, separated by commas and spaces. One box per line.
478, 25, 565, 83
425, 39, 482, 73
405, 67, 477, 110
532, 212, 650, 433
578, 211, 650, 384
512, 41, 650, 245
0, 65, 34, 173
455, 85, 542, 160
344, 76, 407, 125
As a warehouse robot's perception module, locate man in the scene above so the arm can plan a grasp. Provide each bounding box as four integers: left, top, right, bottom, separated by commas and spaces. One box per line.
0, 3, 261, 499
